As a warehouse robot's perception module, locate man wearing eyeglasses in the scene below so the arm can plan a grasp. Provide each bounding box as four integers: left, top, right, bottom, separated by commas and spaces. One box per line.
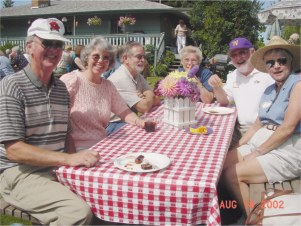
208, 37, 274, 146
107, 41, 161, 135
0, 18, 98, 225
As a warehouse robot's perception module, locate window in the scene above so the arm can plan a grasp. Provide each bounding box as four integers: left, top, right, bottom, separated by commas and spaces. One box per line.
110, 18, 122, 34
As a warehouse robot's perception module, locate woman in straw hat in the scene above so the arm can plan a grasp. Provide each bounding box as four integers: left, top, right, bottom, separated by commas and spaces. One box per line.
222, 36, 301, 216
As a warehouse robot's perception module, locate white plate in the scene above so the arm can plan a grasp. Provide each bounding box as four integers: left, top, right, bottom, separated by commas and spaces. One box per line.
202, 106, 235, 115
114, 153, 170, 173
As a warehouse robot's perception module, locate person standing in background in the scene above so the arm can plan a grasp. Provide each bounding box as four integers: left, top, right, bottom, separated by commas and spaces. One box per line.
175, 19, 188, 54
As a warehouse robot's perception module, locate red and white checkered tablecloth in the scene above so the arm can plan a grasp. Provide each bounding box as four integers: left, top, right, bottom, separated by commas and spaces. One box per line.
56, 103, 237, 226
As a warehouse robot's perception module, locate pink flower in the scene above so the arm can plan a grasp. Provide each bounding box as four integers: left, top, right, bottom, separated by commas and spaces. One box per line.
177, 78, 192, 97
118, 16, 136, 27
158, 76, 178, 97
155, 70, 200, 102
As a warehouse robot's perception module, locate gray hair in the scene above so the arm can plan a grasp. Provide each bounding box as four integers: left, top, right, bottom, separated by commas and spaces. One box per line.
179, 45, 203, 64
264, 48, 293, 61
120, 41, 143, 63
12, 46, 21, 54
80, 36, 115, 68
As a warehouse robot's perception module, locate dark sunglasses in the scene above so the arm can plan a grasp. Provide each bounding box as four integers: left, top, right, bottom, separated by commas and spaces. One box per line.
265, 57, 287, 69
40, 39, 65, 50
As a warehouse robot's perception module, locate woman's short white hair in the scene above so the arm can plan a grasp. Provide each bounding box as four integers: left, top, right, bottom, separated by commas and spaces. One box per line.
179, 45, 203, 64
289, 33, 299, 41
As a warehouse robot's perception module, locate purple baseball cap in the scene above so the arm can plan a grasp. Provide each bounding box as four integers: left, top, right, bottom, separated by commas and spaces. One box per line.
228, 37, 253, 52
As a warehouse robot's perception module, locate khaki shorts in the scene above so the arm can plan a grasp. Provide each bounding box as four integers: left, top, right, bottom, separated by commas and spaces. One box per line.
0, 165, 93, 225
238, 127, 301, 184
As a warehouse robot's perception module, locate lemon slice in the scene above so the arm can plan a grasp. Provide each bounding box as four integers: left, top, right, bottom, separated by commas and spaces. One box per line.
189, 126, 207, 134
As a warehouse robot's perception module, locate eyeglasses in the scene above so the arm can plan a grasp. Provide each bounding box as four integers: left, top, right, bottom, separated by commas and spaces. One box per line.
91, 54, 110, 62
229, 49, 249, 59
35, 38, 65, 50
183, 58, 198, 64
133, 54, 146, 60
265, 57, 287, 69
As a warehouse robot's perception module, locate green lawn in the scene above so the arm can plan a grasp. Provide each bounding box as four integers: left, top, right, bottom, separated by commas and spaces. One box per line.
0, 214, 32, 225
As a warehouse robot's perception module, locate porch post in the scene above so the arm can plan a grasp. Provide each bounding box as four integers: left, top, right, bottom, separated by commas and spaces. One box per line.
73, 16, 76, 36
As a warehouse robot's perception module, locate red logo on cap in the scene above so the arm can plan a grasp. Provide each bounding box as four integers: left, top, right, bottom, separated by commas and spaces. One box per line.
49, 21, 60, 32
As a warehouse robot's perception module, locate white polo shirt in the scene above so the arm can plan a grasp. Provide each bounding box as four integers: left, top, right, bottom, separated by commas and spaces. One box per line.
224, 68, 275, 126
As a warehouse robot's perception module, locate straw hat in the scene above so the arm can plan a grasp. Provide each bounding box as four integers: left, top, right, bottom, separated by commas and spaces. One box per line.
251, 36, 301, 73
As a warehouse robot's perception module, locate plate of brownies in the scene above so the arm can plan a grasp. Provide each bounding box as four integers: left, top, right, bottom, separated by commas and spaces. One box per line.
114, 153, 170, 173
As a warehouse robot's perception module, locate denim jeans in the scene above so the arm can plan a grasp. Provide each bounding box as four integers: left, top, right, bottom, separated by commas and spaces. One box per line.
106, 121, 126, 136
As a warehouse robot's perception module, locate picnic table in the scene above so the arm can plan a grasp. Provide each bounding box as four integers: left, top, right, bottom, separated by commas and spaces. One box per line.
56, 102, 237, 225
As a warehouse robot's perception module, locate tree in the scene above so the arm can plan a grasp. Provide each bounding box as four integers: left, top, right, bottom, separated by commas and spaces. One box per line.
282, 25, 301, 45
188, 0, 265, 58
2, 0, 14, 8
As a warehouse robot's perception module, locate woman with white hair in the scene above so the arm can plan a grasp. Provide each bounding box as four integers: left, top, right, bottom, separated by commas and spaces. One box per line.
288, 33, 299, 45
222, 36, 301, 216
179, 45, 214, 103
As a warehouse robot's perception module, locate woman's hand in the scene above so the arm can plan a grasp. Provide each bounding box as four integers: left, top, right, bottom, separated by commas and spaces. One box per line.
243, 149, 261, 161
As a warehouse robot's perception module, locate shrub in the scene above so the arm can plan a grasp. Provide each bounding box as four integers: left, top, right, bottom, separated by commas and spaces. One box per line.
162, 50, 175, 66
145, 44, 155, 64
155, 63, 168, 77
0, 43, 14, 53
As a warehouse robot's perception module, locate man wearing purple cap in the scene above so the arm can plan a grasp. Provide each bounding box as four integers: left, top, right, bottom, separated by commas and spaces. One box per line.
209, 37, 274, 145
0, 18, 99, 225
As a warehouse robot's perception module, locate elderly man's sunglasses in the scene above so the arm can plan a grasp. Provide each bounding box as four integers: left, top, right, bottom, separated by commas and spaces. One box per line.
265, 57, 287, 69
35, 37, 65, 50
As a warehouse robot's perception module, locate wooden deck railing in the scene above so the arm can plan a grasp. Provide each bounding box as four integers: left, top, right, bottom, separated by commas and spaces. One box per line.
0, 33, 165, 69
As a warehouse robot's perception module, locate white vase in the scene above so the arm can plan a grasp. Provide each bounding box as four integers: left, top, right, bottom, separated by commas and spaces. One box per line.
163, 97, 197, 129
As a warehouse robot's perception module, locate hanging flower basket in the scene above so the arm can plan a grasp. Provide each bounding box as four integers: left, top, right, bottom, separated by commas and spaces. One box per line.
87, 16, 102, 26
118, 16, 136, 27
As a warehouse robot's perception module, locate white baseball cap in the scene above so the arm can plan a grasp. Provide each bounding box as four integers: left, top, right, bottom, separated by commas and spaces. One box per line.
27, 18, 71, 42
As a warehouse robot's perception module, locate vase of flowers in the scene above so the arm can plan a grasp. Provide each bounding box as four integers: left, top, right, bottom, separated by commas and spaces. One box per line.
87, 16, 102, 26
154, 70, 200, 129
118, 16, 136, 33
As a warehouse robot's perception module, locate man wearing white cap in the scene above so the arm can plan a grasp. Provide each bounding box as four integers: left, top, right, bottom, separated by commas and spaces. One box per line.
0, 18, 99, 225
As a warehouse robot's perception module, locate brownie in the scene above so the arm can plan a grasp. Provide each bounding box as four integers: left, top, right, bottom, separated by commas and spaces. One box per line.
141, 163, 153, 170
135, 155, 144, 164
